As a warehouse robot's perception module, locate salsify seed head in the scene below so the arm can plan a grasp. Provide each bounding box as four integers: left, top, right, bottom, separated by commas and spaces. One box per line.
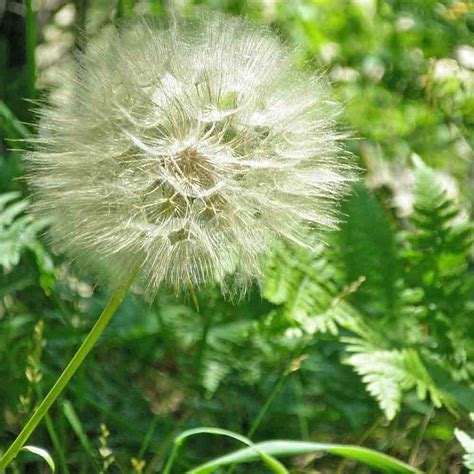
27, 13, 354, 295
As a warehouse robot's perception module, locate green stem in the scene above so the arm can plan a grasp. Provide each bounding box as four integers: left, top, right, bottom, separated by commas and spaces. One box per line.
247, 370, 289, 439
44, 412, 70, 474
25, 0, 36, 100
226, 354, 301, 473
162, 442, 180, 474
296, 373, 309, 441
0, 272, 137, 470
74, 0, 89, 51
137, 415, 159, 460
408, 404, 433, 467
34, 383, 70, 473
196, 316, 210, 377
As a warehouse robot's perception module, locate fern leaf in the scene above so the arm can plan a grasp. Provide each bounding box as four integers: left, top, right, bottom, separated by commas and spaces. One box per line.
338, 183, 400, 318
412, 159, 451, 213
264, 241, 356, 335
455, 415, 474, 474
346, 346, 444, 420
0, 193, 48, 271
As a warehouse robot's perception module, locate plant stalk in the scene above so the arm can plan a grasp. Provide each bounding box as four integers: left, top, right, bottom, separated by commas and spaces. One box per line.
247, 370, 289, 439
25, 0, 36, 100
0, 271, 137, 470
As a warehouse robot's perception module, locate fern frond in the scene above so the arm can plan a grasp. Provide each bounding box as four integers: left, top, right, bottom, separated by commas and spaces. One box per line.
455, 414, 474, 473
402, 160, 474, 379
264, 241, 358, 335
0, 193, 48, 272
338, 183, 400, 318
260, 161, 473, 421
345, 345, 445, 420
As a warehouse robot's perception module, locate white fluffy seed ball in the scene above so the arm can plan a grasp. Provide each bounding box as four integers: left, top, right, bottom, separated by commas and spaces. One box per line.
27, 13, 354, 294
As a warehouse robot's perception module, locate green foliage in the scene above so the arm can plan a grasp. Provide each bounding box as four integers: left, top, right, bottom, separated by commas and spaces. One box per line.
169, 430, 421, 474
455, 414, 474, 473
189, 439, 422, 474
163, 427, 288, 474
402, 160, 474, 375
20, 446, 55, 472
342, 161, 473, 419
338, 182, 399, 318
264, 241, 355, 336
264, 159, 473, 422
345, 346, 443, 421
0, 192, 48, 272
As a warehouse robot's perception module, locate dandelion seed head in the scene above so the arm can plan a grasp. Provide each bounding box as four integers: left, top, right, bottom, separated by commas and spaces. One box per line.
27, 13, 354, 294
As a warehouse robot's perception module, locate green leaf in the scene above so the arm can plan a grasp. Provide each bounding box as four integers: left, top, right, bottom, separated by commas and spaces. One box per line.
0, 101, 30, 140
164, 427, 288, 474
338, 183, 399, 317
0, 192, 50, 272
455, 414, 474, 473
20, 446, 55, 472
264, 241, 354, 335
188, 439, 422, 473
345, 345, 445, 420
411, 156, 449, 213
62, 401, 98, 467
0, 192, 21, 209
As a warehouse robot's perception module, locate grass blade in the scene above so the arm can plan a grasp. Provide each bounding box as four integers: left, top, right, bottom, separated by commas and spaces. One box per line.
163, 427, 288, 474
62, 400, 100, 473
43, 413, 70, 474
188, 439, 423, 474
0, 100, 30, 140
21, 446, 55, 472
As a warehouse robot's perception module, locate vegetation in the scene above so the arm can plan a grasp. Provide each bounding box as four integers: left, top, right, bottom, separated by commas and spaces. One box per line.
1, 0, 473, 472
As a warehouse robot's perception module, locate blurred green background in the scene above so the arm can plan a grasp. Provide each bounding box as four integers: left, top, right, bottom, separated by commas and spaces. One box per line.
0, 0, 473, 472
